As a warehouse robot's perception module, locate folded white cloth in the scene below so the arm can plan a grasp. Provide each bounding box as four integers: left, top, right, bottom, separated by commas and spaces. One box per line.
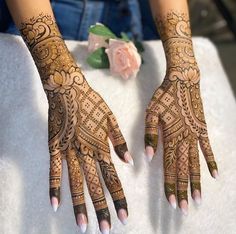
0, 33, 235, 234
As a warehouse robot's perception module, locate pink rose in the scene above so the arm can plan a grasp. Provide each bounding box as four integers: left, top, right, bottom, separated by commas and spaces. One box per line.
88, 26, 109, 53
105, 39, 141, 79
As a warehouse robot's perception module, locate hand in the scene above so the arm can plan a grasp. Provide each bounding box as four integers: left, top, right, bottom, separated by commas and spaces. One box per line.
19, 14, 133, 233
46, 67, 132, 232
144, 10, 219, 215
144, 66, 218, 214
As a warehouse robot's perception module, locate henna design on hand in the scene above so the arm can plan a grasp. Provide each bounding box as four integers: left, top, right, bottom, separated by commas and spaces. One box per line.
19, 14, 129, 227
145, 12, 218, 206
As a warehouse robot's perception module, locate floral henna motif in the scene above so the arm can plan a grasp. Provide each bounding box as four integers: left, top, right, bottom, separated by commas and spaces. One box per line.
145, 12, 218, 205
19, 14, 128, 227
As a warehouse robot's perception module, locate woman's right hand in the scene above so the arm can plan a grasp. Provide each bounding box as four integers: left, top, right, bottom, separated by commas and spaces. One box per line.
20, 14, 133, 233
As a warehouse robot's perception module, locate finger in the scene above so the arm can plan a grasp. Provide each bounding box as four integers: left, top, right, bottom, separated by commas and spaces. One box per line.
144, 110, 159, 162
78, 146, 111, 233
97, 151, 128, 225
189, 137, 201, 205
199, 135, 218, 178
147, 86, 165, 111
176, 140, 190, 215
144, 87, 164, 162
49, 150, 63, 212
66, 146, 88, 233
107, 112, 133, 165
163, 141, 177, 209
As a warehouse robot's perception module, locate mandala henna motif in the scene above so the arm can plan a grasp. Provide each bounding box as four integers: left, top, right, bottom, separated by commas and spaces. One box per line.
145, 12, 218, 205
19, 13, 128, 227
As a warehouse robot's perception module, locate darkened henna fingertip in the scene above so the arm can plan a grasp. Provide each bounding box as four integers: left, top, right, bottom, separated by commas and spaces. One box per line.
114, 143, 128, 160
164, 183, 176, 200
177, 190, 188, 204
50, 187, 61, 204
97, 208, 111, 227
190, 182, 201, 194
207, 161, 218, 174
114, 198, 128, 216
74, 204, 88, 224
144, 134, 158, 152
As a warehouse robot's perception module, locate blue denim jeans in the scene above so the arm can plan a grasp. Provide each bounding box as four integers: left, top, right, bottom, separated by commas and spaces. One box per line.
0, 0, 144, 41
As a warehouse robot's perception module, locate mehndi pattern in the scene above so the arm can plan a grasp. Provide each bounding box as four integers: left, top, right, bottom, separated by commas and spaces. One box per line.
145, 12, 218, 204
19, 13, 128, 227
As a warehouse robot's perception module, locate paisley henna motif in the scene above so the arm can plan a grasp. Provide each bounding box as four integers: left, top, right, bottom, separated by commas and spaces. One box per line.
19, 14, 128, 228
145, 11, 218, 206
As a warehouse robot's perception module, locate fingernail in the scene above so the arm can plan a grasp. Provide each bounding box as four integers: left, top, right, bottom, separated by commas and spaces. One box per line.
145, 146, 154, 162
51, 197, 58, 212
100, 220, 110, 234
118, 208, 128, 225
193, 190, 201, 205
168, 194, 177, 209
212, 170, 219, 179
124, 152, 134, 166
77, 213, 87, 233
180, 200, 188, 216
79, 224, 87, 233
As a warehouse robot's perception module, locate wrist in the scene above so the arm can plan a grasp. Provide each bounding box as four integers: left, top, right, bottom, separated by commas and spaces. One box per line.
19, 13, 86, 88
163, 37, 198, 70
155, 11, 200, 82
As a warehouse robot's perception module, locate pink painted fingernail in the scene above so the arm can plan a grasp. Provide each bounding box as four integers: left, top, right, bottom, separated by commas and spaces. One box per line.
51, 197, 58, 212
180, 200, 188, 216
212, 170, 219, 179
168, 194, 177, 209
77, 213, 87, 233
145, 146, 154, 162
100, 220, 110, 234
193, 190, 201, 205
118, 208, 128, 225
124, 152, 134, 166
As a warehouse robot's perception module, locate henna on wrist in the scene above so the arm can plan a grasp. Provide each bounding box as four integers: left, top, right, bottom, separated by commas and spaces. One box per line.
155, 12, 200, 82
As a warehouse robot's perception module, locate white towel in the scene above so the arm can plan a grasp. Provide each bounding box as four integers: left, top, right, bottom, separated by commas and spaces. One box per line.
0, 33, 235, 234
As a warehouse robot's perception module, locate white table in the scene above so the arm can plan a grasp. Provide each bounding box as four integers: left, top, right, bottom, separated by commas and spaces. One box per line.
0, 33, 235, 234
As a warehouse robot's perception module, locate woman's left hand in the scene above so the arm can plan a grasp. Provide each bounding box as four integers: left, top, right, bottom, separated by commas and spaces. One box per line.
144, 65, 218, 214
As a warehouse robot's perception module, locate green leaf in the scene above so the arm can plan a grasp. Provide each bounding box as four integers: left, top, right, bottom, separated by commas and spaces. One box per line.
120, 32, 130, 42
89, 24, 117, 39
86, 47, 110, 69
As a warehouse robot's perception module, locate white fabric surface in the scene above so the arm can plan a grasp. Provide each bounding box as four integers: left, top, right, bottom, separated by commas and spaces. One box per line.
0, 33, 236, 234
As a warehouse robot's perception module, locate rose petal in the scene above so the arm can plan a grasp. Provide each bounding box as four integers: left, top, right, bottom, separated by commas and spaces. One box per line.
105, 38, 141, 79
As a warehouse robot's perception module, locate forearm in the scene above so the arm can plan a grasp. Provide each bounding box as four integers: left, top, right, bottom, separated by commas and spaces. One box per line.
149, 0, 198, 73
6, 0, 53, 26
5, 0, 81, 87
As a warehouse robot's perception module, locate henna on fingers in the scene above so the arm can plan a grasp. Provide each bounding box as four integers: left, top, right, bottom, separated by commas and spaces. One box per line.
145, 11, 218, 214
19, 13, 130, 232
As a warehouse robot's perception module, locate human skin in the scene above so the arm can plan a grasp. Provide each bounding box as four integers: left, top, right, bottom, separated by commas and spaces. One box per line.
146, 0, 219, 215
5, 0, 134, 233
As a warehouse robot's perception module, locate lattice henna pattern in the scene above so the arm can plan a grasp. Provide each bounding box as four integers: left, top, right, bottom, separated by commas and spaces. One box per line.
19, 13, 128, 227
145, 11, 218, 205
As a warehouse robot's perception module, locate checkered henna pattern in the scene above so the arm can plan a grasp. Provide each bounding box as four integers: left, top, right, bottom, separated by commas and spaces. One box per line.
145, 12, 218, 206
19, 13, 128, 228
